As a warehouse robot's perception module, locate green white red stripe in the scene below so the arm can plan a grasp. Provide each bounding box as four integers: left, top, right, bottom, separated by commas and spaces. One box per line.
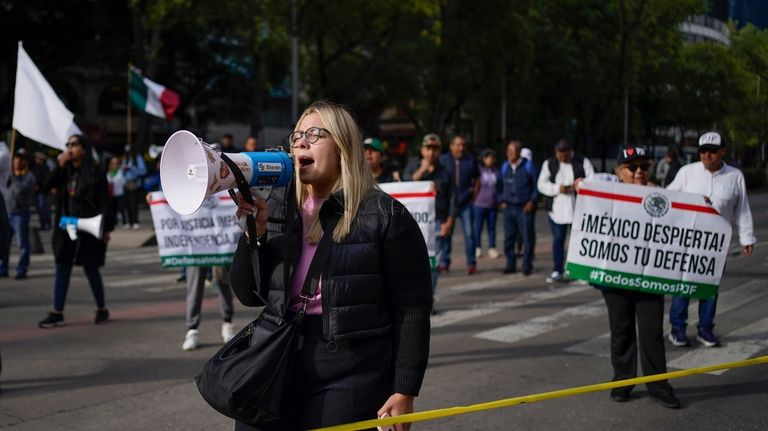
129, 66, 180, 121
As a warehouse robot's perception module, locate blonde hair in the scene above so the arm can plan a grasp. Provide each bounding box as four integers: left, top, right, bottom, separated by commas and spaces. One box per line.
293, 100, 376, 243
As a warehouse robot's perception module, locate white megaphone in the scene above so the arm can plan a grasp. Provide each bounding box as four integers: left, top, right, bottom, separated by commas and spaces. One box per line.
59, 214, 104, 241
160, 130, 293, 215
148, 145, 163, 159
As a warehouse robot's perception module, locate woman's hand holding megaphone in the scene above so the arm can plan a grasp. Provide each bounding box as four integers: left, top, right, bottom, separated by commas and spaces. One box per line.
234, 192, 268, 238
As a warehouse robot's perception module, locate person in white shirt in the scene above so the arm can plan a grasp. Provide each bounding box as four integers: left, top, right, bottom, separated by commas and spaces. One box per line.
666, 130, 756, 348
537, 140, 594, 282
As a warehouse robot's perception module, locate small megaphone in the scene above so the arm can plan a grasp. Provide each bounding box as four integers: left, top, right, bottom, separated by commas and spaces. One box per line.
160, 130, 293, 215
59, 214, 104, 241
148, 145, 163, 159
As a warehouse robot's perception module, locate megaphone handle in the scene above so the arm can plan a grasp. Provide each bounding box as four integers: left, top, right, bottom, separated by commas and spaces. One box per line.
220, 154, 256, 240
220, 152, 282, 317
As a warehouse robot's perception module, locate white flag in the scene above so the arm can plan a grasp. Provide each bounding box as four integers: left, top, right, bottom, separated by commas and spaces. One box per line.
12, 42, 82, 151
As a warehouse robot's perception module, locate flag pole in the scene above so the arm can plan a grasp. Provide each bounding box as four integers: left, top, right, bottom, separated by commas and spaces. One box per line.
127, 63, 132, 152
10, 128, 17, 157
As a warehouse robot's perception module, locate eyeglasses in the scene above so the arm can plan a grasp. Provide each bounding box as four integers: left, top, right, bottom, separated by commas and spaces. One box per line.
625, 163, 650, 173
286, 127, 331, 148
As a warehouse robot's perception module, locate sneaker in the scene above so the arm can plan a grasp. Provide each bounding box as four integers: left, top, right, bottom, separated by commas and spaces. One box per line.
182, 329, 199, 351
438, 264, 450, 274
467, 265, 477, 275
131, 223, 140, 230
122, 224, 131, 230
221, 322, 235, 343
39, 312, 64, 328
502, 267, 516, 274
649, 390, 681, 409
94, 308, 110, 325
487, 248, 499, 259
668, 327, 691, 347
522, 269, 532, 276
609, 388, 631, 403
545, 271, 563, 283
0, 272, 8, 278
14, 272, 27, 280
175, 275, 187, 283
696, 329, 720, 347
475, 247, 482, 258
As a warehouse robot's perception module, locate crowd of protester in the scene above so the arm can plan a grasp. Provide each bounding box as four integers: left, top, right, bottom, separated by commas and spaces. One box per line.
0, 124, 755, 421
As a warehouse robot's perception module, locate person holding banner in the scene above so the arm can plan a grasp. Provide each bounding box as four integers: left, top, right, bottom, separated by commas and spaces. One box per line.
404, 133, 456, 308
666, 130, 756, 348
38, 134, 113, 328
230, 101, 432, 430
181, 266, 235, 351
592, 145, 680, 409
537, 139, 594, 283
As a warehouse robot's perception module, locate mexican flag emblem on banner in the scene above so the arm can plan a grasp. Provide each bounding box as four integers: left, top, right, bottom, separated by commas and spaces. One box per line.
129, 66, 180, 121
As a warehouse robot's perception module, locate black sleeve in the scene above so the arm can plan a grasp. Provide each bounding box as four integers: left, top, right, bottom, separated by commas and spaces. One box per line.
383, 200, 432, 396
230, 234, 265, 307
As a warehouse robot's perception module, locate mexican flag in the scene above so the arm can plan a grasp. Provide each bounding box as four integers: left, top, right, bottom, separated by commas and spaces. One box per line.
129, 66, 180, 121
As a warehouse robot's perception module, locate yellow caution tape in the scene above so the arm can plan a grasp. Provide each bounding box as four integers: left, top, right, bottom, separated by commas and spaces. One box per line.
311, 355, 768, 431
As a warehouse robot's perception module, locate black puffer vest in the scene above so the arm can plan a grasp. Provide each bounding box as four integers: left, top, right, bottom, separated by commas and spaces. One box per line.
230, 186, 433, 343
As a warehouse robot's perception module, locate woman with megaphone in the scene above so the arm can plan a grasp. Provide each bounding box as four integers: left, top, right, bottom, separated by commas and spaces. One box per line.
228, 101, 432, 430
38, 134, 113, 328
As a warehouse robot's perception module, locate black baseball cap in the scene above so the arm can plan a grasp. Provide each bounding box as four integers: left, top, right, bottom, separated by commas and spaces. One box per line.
616, 145, 649, 164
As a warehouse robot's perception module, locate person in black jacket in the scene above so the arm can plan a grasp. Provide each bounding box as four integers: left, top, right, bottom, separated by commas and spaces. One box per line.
403, 133, 456, 306
38, 135, 113, 328
230, 101, 432, 431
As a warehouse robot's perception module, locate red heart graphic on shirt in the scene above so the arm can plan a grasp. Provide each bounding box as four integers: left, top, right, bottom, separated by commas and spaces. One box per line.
626, 148, 635, 156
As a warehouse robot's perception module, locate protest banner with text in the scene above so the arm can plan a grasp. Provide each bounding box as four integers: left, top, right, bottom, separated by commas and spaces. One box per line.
379, 181, 436, 269
566, 181, 732, 299
149, 191, 240, 267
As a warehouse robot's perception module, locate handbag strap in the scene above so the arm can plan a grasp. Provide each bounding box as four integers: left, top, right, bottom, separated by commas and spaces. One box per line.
220, 152, 282, 318
297, 210, 339, 313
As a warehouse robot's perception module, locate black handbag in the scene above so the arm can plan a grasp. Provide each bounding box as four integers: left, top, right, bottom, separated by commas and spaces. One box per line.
195, 152, 337, 426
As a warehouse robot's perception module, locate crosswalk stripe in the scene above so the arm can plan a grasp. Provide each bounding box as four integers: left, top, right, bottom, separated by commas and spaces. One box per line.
564, 279, 767, 358
667, 317, 768, 374
432, 284, 590, 328
437, 275, 527, 297
474, 299, 605, 344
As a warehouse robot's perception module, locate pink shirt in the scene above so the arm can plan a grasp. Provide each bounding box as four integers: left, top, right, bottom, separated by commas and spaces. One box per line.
289, 195, 326, 314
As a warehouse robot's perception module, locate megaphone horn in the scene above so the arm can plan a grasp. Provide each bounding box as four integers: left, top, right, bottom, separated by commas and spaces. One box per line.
159, 130, 293, 215
59, 214, 104, 241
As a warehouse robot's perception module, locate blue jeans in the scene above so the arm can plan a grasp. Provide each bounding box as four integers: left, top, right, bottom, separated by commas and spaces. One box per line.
548, 217, 570, 273
503, 205, 533, 272
53, 263, 106, 312
441, 205, 475, 268
431, 220, 448, 298
0, 212, 31, 275
473, 206, 497, 250
669, 295, 718, 331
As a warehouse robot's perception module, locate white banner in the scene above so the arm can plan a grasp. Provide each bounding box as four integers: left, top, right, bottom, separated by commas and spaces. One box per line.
13, 43, 82, 150
149, 191, 240, 267
566, 181, 732, 299
378, 181, 436, 268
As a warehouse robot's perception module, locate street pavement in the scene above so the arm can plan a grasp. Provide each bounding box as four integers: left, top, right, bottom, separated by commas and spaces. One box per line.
1, 193, 767, 430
